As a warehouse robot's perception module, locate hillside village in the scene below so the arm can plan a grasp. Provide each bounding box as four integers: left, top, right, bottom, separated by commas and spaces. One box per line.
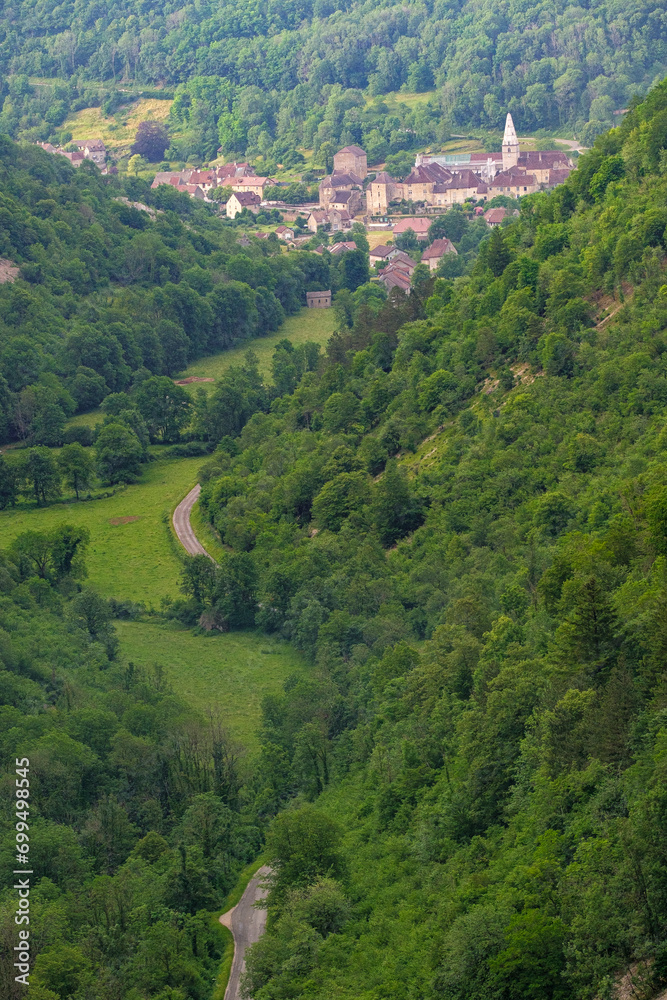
34, 113, 576, 302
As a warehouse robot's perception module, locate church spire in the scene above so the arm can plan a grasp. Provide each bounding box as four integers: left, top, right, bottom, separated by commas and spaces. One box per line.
502, 112, 519, 170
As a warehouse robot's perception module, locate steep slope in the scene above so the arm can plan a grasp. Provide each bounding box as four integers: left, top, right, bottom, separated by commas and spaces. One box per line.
180, 79, 667, 1000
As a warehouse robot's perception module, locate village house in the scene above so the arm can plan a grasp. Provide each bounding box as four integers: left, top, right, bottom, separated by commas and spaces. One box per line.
307, 209, 329, 232
486, 166, 539, 197
306, 290, 332, 308
329, 241, 357, 255
275, 225, 295, 240
388, 251, 417, 273
226, 191, 261, 218
377, 251, 417, 294
38, 139, 107, 167
319, 171, 364, 215
378, 266, 411, 294
181, 184, 206, 200
306, 207, 352, 233
61, 150, 85, 167
231, 175, 274, 198
72, 139, 106, 165
187, 169, 218, 193
392, 217, 431, 240
484, 208, 507, 227
421, 238, 457, 271
216, 161, 255, 182
369, 244, 401, 267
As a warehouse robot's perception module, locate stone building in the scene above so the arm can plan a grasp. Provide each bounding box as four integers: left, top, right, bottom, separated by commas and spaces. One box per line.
306, 290, 331, 308
319, 171, 364, 214
366, 171, 402, 214
226, 191, 260, 218
366, 114, 573, 215
333, 145, 367, 180
231, 175, 274, 198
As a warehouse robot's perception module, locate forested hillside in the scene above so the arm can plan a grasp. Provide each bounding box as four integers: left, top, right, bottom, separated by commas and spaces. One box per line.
2, 0, 667, 157
0, 530, 262, 1000
167, 81, 667, 1000
0, 140, 354, 449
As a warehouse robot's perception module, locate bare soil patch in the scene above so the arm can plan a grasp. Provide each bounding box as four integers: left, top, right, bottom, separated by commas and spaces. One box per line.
109, 516, 141, 525
0, 259, 19, 283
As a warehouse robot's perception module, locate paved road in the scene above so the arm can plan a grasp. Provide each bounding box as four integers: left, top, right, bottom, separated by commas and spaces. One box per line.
172, 483, 214, 560
220, 866, 271, 1000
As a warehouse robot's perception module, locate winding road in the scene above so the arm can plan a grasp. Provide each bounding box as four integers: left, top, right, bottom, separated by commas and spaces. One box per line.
220, 866, 272, 1000
172, 483, 215, 560
172, 490, 270, 998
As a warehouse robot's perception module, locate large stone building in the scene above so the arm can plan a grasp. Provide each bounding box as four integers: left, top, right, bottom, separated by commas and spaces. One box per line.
319, 144, 368, 216
333, 145, 367, 179
366, 114, 573, 215
319, 170, 364, 215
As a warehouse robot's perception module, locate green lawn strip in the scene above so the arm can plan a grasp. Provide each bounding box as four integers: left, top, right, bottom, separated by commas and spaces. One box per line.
115, 619, 307, 747
177, 307, 336, 389
189, 497, 226, 562
211, 855, 269, 1000
0, 456, 202, 604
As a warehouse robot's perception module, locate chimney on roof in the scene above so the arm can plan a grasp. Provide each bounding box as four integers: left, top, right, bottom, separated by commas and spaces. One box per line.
502, 113, 519, 171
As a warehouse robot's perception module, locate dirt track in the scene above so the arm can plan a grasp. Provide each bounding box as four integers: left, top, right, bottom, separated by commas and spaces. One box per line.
172, 483, 214, 560
220, 867, 271, 1000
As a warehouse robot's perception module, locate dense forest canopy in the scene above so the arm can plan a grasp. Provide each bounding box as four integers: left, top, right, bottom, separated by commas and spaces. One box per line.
165, 78, 667, 999
1, 0, 667, 157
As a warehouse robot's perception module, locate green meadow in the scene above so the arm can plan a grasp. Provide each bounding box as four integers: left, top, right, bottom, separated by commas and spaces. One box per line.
0, 455, 202, 605
115, 620, 306, 747
177, 306, 336, 388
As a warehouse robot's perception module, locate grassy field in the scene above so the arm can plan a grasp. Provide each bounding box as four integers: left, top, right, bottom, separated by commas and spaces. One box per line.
65, 409, 103, 431
177, 306, 336, 388
115, 620, 306, 746
366, 229, 394, 249
0, 455, 202, 605
62, 97, 173, 152
369, 90, 436, 108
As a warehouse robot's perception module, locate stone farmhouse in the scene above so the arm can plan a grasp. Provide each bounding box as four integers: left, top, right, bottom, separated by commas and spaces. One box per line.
366, 115, 573, 214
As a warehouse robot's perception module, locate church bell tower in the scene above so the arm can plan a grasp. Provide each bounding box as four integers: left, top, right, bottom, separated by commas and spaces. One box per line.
502, 113, 519, 171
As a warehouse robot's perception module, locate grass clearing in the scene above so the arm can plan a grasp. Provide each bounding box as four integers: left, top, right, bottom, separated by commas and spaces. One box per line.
177, 307, 336, 389
368, 90, 436, 108
63, 98, 173, 151
366, 229, 394, 249
115, 619, 306, 746
65, 409, 103, 431
0, 456, 203, 604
